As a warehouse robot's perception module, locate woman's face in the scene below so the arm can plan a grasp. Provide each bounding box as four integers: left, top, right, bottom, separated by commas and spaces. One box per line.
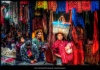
37, 32, 42, 39
57, 33, 63, 40
21, 37, 25, 43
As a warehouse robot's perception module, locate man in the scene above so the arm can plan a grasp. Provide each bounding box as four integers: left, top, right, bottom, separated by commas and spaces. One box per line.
20, 40, 39, 64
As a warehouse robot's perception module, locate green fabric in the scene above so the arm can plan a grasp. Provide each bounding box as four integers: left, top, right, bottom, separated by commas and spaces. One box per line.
32, 38, 39, 49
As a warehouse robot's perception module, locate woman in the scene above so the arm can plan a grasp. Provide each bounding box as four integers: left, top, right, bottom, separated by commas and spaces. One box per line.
52, 32, 74, 65
32, 30, 44, 61
15, 36, 25, 61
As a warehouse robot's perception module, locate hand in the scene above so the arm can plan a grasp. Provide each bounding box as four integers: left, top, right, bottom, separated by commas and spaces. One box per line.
34, 59, 37, 62
30, 60, 35, 64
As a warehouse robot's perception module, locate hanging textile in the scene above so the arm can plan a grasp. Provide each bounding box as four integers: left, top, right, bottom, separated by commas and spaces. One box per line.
82, 1, 91, 11
56, 1, 66, 14
35, 1, 48, 10
48, 1, 57, 12
20, 1, 29, 5
42, 13, 47, 34
66, 1, 82, 13
47, 10, 56, 63
32, 17, 43, 32
1, 6, 5, 25
91, 1, 99, 12
72, 8, 85, 28
92, 11, 99, 54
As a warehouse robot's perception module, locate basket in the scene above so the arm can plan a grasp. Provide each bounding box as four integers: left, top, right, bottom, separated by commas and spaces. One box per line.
52, 20, 70, 37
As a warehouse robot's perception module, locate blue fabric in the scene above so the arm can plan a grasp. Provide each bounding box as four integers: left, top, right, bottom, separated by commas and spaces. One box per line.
52, 21, 70, 28
72, 8, 85, 28
56, 1, 66, 14
91, 1, 99, 12
1, 34, 5, 38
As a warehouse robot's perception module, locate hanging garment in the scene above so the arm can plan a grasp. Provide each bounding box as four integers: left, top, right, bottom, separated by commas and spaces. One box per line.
47, 10, 56, 63
92, 11, 99, 54
20, 1, 29, 5
82, 1, 91, 11
32, 17, 43, 32
35, 1, 48, 10
48, 1, 57, 12
56, 1, 66, 14
66, 1, 82, 13
91, 1, 99, 12
42, 13, 47, 34
72, 8, 85, 28
72, 26, 84, 65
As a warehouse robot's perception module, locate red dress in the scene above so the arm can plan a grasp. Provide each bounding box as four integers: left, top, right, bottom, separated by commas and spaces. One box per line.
52, 40, 74, 64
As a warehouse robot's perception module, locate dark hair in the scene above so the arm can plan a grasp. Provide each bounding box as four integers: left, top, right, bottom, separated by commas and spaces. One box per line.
36, 30, 42, 36
25, 40, 32, 46
55, 32, 66, 41
18, 36, 25, 42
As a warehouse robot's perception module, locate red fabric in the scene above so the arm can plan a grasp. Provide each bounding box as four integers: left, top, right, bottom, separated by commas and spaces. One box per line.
92, 11, 99, 54
72, 26, 84, 65
66, 1, 82, 13
32, 17, 43, 31
52, 40, 75, 64
66, 1, 91, 13
48, 1, 57, 12
20, 1, 29, 5
1, 16, 4, 25
77, 40, 84, 64
82, 1, 91, 11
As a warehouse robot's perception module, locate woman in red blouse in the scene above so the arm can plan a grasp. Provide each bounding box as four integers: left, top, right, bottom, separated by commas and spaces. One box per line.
52, 32, 74, 65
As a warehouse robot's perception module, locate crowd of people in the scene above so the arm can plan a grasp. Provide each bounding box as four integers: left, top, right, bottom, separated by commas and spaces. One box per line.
1, 24, 45, 64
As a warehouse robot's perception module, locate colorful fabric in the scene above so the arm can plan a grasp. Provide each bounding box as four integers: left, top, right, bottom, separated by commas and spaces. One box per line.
20, 1, 29, 4
66, 1, 82, 13
82, 1, 91, 11
91, 1, 99, 12
32, 17, 43, 31
42, 13, 47, 34
56, 1, 66, 13
48, 1, 57, 12
35, 1, 48, 9
27, 49, 32, 57
72, 8, 85, 28
92, 11, 99, 54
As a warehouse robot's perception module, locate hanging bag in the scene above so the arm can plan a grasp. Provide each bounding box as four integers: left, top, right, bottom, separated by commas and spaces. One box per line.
52, 15, 70, 37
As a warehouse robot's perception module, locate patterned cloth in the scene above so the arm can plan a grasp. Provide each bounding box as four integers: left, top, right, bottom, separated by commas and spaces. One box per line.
82, 1, 91, 11
32, 17, 43, 32
72, 8, 85, 28
56, 1, 66, 13
91, 1, 99, 12
35, 1, 48, 9
48, 1, 57, 12
66, 1, 82, 13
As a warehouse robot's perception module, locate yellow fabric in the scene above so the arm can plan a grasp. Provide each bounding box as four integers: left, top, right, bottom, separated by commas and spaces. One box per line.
35, 1, 48, 10
32, 29, 44, 42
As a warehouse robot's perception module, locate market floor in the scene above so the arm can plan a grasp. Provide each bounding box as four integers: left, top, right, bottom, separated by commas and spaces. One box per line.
17, 61, 54, 65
